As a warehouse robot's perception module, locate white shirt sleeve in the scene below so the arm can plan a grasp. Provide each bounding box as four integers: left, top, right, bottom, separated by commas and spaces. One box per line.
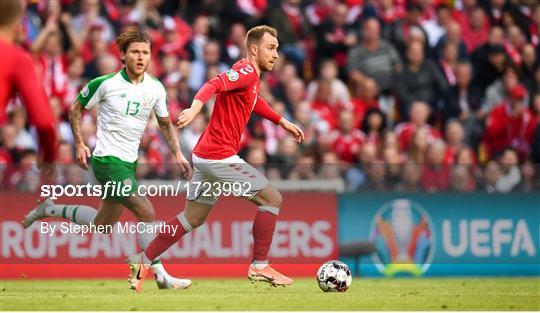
153, 83, 169, 118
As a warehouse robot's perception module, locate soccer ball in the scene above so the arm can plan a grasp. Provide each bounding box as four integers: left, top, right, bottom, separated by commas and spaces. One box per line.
316, 260, 352, 292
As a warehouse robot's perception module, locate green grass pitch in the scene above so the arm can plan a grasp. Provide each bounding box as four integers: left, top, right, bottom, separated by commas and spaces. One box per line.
1, 277, 539, 310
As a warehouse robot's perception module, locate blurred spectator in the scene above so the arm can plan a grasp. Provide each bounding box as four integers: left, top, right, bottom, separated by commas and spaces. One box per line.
65, 56, 85, 108
318, 151, 341, 179
223, 23, 247, 65
375, 1, 406, 26
384, 3, 428, 58
484, 84, 537, 159
331, 110, 365, 164
481, 160, 501, 193
383, 145, 403, 190
444, 120, 475, 164
460, 6, 490, 54
314, 3, 356, 71
181, 114, 207, 159
305, 0, 334, 27
532, 94, 540, 163
360, 161, 387, 192
8, 107, 36, 151
188, 40, 228, 91
471, 27, 507, 91
96, 53, 120, 76
351, 78, 380, 126
293, 101, 328, 149
186, 15, 209, 62
283, 77, 306, 114
496, 148, 521, 192
289, 153, 317, 180
521, 44, 538, 95
307, 59, 351, 111
395, 101, 440, 151
434, 21, 468, 62
50, 96, 74, 144
269, 135, 299, 179
307, 60, 351, 129
31, 15, 80, 107
72, 0, 115, 43
347, 18, 402, 95
0, 124, 19, 164
443, 62, 484, 148
422, 4, 452, 48
396, 41, 448, 118
407, 127, 429, 164
361, 108, 387, 149
3, 149, 37, 190
474, 44, 509, 93
505, 25, 527, 65
268, 0, 309, 71
450, 164, 475, 192
519, 160, 537, 192
245, 146, 267, 175
439, 41, 460, 86
484, 65, 521, 114
395, 162, 421, 192
421, 139, 451, 192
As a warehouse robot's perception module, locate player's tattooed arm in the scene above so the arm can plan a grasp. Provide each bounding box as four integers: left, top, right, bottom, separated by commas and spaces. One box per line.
68, 99, 91, 170
156, 115, 193, 179
157, 115, 182, 155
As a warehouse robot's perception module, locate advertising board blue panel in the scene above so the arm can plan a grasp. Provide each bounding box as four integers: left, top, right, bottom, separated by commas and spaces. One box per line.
339, 193, 540, 276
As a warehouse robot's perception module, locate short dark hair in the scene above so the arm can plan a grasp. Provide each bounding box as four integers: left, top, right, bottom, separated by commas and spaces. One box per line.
116, 29, 151, 54
0, 0, 23, 27
246, 25, 277, 48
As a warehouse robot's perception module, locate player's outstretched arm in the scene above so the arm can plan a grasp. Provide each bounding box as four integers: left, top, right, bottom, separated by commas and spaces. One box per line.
278, 118, 305, 143
177, 99, 204, 129
253, 96, 305, 143
68, 99, 91, 170
156, 115, 193, 180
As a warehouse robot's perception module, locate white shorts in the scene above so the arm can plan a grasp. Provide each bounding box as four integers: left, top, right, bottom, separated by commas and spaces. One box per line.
186, 154, 269, 205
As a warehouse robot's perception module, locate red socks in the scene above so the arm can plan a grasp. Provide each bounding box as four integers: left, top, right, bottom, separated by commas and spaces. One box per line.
144, 212, 192, 261
252, 206, 279, 261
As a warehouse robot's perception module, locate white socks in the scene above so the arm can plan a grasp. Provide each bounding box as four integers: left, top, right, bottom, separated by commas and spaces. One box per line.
46, 204, 97, 225
251, 259, 269, 270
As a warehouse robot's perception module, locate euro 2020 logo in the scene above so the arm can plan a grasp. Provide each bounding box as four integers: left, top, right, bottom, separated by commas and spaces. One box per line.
370, 199, 435, 277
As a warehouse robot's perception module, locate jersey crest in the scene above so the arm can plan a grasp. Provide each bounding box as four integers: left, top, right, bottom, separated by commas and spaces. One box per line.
81, 85, 89, 97
226, 69, 239, 82
143, 92, 154, 104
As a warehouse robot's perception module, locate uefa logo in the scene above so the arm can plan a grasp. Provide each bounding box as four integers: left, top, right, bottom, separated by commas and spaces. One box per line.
369, 199, 435, 276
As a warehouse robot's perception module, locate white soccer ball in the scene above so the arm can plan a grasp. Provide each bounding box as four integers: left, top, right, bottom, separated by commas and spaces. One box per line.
316, 260, 352, 292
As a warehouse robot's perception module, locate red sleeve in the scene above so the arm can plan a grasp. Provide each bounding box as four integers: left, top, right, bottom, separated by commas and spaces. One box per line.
194, 65, 258, 104
14, 52, 57, 163
193, 76, 223, 104
253, 96, 282, 124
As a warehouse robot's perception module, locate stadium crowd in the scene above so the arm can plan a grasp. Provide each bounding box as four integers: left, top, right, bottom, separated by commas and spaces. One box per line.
1, 0, 540, 193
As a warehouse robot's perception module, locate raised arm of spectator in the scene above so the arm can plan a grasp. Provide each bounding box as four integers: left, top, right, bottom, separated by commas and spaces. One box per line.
31, 18, 58, 54
60, 13, 82, 54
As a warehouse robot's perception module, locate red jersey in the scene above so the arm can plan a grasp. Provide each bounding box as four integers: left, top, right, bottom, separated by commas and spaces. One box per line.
395, 122, 440, 151
331, 129, 365, 163
193, 58, 281, 159
0, 39, 57, 163
483, 103, 537, 160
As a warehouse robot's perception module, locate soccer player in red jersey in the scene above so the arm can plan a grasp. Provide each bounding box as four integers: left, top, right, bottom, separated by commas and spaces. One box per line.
127, 25, 304, 292
0, 0, 57, 177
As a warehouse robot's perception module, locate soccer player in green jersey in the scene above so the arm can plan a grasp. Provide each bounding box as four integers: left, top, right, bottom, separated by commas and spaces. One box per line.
23, 29, 193, 289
